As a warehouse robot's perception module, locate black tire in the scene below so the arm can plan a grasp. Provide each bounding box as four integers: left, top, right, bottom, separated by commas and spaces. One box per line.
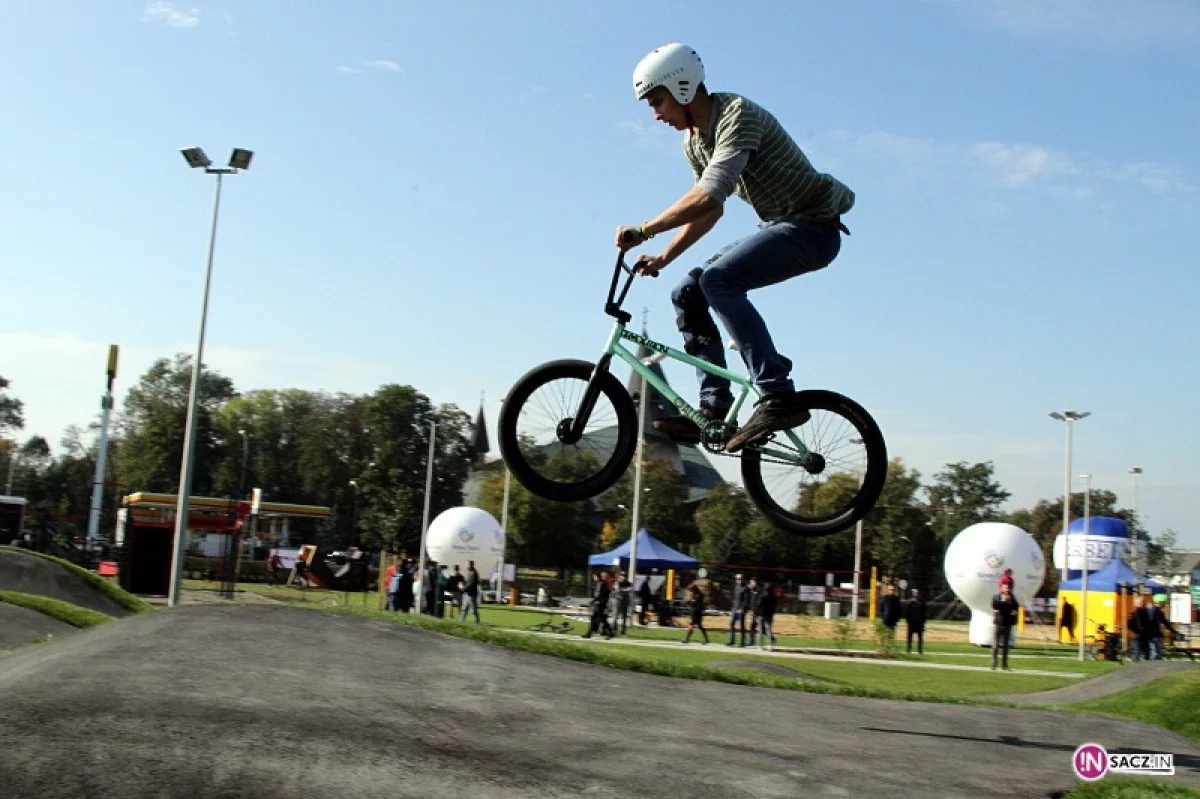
741, 389, 887, 536
499, 359, 638, 502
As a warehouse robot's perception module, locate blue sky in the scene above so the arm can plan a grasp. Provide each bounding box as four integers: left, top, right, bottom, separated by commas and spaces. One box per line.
2, 1, 1198, 548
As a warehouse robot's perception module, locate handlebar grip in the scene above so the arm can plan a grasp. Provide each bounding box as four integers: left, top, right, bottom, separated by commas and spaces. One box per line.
620, 229, 640, 245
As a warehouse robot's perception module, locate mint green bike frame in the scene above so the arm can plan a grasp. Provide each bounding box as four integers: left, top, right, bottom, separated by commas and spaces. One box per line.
582, 250, 814, 467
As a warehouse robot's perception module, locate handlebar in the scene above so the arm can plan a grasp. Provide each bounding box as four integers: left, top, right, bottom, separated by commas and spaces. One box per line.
605, 235, 658, 324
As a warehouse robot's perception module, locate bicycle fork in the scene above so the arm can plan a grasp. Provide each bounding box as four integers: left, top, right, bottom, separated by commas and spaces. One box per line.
562, 354, 614, 444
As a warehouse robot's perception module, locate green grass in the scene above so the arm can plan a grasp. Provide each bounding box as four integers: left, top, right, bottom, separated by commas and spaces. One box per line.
0, 590, 116, 628
0, 546, 153, 614
1064, 778, 1200, 798
1057, 669, 1200, 745
595, 642, 1077, 697
319, 602, 1069, 705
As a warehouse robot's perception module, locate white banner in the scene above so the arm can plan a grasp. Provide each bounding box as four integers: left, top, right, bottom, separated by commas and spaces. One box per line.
1052, 533, 1128, 572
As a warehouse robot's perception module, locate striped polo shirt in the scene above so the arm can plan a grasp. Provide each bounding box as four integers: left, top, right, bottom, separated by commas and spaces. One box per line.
684, 92, 854, 224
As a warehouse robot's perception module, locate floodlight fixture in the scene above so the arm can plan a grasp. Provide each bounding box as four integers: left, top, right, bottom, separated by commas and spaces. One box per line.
181, 147, 212, 169
229, 148, 254, 170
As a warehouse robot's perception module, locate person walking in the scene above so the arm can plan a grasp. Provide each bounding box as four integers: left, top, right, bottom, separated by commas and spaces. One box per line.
991, 583, 1020, 671
682, 584, 711, 644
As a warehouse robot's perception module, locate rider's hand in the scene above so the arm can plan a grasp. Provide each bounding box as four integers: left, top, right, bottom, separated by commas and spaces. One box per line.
634, 253, 668, 277
615, 225, 646, 252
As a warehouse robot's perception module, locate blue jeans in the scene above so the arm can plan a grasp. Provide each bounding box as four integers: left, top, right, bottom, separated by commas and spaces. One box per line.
671, 220, 842, 407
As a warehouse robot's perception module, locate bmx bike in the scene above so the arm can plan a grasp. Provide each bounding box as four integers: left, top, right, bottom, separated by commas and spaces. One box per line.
497, 246, 888, 536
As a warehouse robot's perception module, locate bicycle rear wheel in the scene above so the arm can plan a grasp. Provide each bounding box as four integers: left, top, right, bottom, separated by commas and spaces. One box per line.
741, 389, 887, 536
499, 359, 638, 502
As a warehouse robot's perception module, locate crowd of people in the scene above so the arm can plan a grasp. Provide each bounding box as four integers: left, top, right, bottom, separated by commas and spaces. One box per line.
381, 558, 484, 623
580, 571, 780, 649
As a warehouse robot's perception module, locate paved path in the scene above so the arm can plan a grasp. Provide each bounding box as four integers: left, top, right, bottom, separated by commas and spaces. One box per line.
0, 605, 1196, 798
0, 602, 77, 649
519, 628, 1092, 678
998, 660, 1197, 706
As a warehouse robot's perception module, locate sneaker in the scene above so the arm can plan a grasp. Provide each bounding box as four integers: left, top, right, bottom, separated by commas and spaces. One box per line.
653, 403, 731, 443
724, 392, 811, 453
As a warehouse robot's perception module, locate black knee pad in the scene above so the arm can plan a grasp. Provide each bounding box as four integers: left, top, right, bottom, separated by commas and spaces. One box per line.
675, 267, 721, 355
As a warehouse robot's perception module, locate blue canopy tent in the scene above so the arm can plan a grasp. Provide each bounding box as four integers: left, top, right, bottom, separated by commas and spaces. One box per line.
588, 528, 699, 571
1058, 559, 1168, 593
1056, 559, 1168, 644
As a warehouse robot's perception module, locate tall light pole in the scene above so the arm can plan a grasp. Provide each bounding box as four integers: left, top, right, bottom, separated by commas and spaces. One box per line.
86, 345, 119, 552
1078, 473, 1093, 661
1049, 410, 1090, 582
168, 146, 254, 608
1129, 466, 1144, 573
236, 428, 250, 502
417, 420, 436, 614
850, 437, 865, 621
628, 351, 666, 581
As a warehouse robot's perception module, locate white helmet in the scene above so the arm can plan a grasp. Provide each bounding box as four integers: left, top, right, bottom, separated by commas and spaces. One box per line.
632, 43, 705, 105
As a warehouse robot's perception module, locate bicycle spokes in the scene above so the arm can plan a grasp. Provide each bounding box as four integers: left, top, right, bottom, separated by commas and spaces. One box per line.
754, 406, 875, 523
513, 374, 623, 481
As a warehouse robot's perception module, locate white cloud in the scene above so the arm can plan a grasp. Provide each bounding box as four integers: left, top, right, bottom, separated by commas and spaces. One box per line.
337, 59, 403, 75
929, 0, 1200, 49
847, 131, 1191, 198
143, 1, 200, 28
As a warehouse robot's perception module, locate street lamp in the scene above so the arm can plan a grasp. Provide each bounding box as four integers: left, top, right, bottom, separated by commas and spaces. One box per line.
1049, 410, 1090, 582
168, 146, 254, 608
850, 437, 866, 621
417, 420, 436, 614
628, 351, 666, 581
348, 479, 359, 548
1129, 466, 1145, 573
236, 429, 250, 501
1078, 473, 1093, 661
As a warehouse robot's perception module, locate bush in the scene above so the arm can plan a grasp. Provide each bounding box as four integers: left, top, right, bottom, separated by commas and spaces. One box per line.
873, 620, 897, 657
832, 618, 855, 651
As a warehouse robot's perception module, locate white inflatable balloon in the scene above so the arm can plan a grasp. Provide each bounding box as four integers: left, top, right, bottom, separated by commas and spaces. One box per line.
944, 522, 1045, 646
425, 506, 505, 579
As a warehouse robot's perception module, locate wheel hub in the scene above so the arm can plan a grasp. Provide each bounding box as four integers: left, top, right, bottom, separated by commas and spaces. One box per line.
556, 417, 582, 445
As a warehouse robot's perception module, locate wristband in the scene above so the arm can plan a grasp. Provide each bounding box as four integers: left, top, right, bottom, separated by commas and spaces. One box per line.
639, 223, 655, 240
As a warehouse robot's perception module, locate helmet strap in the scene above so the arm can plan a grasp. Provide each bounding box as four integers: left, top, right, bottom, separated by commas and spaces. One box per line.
684, 105, 695, 134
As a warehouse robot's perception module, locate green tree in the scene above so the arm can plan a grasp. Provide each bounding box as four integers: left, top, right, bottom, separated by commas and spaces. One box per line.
927, 461, 1011, 542
1147, 528, 1181, 575
476, 458, 596, 568
0, 375, 24, 435
354, 386, 473, 553
695, 483, 756, 563
116, 355, 236, 494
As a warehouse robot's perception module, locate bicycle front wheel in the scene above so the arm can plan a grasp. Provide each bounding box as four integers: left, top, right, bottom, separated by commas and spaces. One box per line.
741, 389, 887, 536
499, 359, 638, 502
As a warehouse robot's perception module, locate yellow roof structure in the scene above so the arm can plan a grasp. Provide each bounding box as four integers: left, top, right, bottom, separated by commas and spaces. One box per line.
122, 492, 331, 519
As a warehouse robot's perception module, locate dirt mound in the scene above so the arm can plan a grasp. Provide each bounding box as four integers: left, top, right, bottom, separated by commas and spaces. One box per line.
0, 602, 77, 649
0, 550, 129, 617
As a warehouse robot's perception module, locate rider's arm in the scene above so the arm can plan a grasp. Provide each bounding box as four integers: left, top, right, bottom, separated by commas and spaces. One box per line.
656, 204, 722, 266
